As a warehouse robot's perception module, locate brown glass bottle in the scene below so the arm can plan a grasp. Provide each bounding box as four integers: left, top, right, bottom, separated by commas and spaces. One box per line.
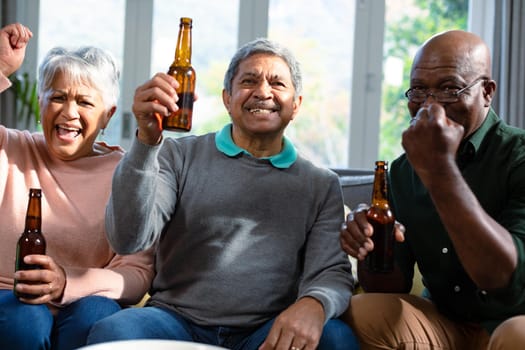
14, 188, 46, 298
162, 17, 196, 132
365, 161, 395, 273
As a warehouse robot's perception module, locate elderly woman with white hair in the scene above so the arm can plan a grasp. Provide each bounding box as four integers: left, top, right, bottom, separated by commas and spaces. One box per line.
0, 23, 153, 350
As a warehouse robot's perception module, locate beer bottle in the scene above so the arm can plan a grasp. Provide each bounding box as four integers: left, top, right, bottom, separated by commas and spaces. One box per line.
162, 17, 196, 132
365, 161, 395, 273
14, 188, 46, 298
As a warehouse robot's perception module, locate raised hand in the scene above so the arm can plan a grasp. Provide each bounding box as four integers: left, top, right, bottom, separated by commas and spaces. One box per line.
0, 23, 33, 77
132, 73, 179, 145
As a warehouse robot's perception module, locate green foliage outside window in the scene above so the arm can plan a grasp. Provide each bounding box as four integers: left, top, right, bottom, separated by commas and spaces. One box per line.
10, 72, 41, 131
379, 0, 468, 161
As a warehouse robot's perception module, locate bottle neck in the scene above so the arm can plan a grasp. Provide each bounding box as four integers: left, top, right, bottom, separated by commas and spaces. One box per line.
24, 189, 42, 232
174, 24, 192, 67
371, 165, 389, 207
24, 216, 42, 232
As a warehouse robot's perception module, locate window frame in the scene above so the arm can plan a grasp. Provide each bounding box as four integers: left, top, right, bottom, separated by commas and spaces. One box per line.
10, 0, 489, 169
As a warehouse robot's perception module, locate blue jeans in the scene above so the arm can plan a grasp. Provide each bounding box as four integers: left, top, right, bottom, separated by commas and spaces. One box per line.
87, 305, 359, 350
0, 290, 121, 350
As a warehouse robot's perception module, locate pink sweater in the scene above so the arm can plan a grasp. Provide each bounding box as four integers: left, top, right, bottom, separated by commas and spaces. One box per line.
0, 77, 154, 307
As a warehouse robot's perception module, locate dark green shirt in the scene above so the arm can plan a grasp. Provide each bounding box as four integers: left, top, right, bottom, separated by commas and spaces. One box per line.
390, 108, 525, 332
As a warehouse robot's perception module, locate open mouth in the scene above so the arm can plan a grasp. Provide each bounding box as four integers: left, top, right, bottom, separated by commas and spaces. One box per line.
55, 125, 82, 138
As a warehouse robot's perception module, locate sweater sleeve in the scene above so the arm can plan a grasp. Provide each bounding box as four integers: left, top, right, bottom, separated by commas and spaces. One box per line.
57, 247, 155, 306
299, 172, 355, 320
0, 72, 11, 93
106, 135, 177, 254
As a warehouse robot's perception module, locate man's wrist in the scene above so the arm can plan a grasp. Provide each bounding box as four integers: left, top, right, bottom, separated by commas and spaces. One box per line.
136, 128, 162, 146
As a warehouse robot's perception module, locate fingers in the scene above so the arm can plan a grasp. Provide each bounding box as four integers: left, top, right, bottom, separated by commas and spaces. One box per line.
354, 203, 370, 214
14, 254, 66, 303
340, 222, 365, 258
394, 221, 406, 242
259, 320, 317, 350
258, 298, 324, 350
132, 73, 180, 144
410, 103, 456, 129
409, 116, 419, 127
258, 322, 283, 350
403, 103, 465, 182
14, 274, 53, 303
16, 283, 53, 304
407, 106, 431, 129
133, 73, 179, 118
6, 23, 33, 48
340, 204, 374, 260
0, 23, 32, 77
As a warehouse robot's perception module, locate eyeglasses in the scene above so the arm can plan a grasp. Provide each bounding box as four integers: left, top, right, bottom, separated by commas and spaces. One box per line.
404, 77, 487, 104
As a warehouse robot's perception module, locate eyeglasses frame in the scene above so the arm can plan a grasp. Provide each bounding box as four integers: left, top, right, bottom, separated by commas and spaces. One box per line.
404, 77, 488, 103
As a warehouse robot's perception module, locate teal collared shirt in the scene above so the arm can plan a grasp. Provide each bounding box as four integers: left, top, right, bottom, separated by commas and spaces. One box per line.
390, 108, 525, 332
215, 123, 297, 168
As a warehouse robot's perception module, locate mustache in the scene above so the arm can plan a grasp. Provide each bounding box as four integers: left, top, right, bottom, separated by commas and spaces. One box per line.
245, 101, 281, 111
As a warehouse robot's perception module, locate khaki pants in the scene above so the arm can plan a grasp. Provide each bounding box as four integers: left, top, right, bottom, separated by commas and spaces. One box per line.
342, 293, 525, 350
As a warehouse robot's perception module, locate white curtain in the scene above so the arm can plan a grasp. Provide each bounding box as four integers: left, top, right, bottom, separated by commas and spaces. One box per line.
491, 0, 525, 127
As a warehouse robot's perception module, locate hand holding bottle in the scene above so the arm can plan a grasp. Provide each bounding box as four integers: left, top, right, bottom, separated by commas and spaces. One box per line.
132, 72, 199, 145
14, 254, 67, 304
132, 73, 180, 145
14, 188, 66, 303
340, 203, 405, 261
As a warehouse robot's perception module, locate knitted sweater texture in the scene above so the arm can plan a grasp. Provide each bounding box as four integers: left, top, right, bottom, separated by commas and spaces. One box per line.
106, 132, 354, 327
0, 125, 153, 306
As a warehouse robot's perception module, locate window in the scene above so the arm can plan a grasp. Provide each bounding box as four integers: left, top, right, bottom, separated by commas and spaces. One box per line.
37, 0, 126, 144
38, 0, 125, 63
38, 0, 126, 145
379, 0, 469, 161
15, 0, 469, 169
151, 0, 357, 168
268, 0, 356, 167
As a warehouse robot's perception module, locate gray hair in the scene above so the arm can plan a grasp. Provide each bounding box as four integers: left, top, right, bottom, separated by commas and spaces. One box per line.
37, 46, 120, 109
223, 38, 302, 99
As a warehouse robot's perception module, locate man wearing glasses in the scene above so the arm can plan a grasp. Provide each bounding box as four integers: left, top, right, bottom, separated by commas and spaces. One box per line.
340, 30, 525, 349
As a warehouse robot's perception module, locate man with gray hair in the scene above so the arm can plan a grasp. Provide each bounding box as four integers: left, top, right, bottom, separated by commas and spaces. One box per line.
88, 38, 358, 350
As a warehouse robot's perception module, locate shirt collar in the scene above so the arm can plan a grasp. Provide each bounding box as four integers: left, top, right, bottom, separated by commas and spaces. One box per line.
458, 108, 500, 164
215, 123, 297, 168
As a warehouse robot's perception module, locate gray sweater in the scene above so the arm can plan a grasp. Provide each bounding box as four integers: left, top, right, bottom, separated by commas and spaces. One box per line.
106, 132, 354, 327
